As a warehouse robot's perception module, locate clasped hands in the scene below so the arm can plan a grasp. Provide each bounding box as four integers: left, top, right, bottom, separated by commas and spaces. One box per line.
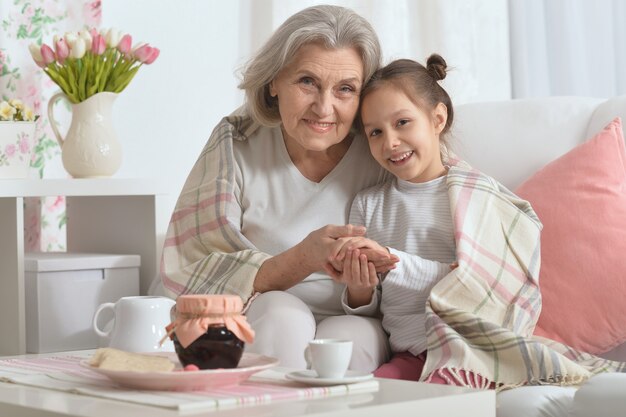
326, 235, 397, 275
299, 224, 399, 299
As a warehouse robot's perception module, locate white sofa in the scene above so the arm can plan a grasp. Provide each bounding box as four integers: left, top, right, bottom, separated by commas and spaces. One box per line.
152, 96, 626, 415
453, 95, 626, 417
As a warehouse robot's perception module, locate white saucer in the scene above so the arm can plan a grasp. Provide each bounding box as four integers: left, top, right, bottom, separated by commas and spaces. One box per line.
285, 370, 374, 386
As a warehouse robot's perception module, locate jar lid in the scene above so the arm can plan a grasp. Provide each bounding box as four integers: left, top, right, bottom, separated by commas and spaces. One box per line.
176, 294, 243, 315
164, 294, 254, 348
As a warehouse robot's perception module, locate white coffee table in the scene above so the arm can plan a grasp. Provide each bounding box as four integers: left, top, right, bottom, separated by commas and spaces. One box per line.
0, 352, 495, 417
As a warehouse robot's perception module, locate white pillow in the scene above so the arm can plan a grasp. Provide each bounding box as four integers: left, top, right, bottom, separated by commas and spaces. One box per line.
496, 386, 576, 417
570, 373, 626, 417
453, 96, 602, 189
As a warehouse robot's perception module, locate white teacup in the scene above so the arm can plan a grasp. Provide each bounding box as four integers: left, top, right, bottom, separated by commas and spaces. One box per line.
92, 296, 175, 352
304, 339, 353, 379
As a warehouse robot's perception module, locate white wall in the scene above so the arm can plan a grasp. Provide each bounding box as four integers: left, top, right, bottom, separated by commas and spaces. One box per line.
102, 0, 510, 240
263, 0, 511, 104
102, 0, 250, 236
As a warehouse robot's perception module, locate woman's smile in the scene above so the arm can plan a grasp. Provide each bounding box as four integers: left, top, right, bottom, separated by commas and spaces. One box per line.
303, 118, 336, 134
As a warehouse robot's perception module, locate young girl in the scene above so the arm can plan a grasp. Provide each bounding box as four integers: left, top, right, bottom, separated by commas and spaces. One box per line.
324, 54, 469, 382
325, 54, 603, 390
326, 55, 626, 389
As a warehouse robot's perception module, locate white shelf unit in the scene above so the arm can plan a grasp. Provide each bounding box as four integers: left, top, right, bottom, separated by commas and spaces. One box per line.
0, 178, 167, 356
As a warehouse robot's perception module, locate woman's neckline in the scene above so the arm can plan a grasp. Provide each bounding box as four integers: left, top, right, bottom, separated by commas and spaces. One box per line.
279, 129, 356, 185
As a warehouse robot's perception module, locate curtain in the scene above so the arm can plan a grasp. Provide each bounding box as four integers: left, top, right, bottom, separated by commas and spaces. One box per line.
0, 0, 101, 251
245, 0, 512, 104
509, 0, 626, 98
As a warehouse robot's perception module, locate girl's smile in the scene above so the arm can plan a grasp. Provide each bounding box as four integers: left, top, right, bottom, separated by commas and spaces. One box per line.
389, 150, 414, 164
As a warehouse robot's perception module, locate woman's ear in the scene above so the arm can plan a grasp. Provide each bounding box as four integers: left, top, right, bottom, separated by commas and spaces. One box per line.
269, 81, 277, 97
432, 102, 448, 134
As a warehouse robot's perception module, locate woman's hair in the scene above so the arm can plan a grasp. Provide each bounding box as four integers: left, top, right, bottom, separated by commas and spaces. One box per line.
360, 54, 454, 144
239, 5, 382, 126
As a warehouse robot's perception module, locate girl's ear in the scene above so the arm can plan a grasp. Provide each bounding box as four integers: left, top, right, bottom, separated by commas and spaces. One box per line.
432, 102, 448, 135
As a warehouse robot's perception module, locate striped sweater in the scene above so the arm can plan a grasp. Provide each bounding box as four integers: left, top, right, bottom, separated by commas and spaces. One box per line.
343, 175, 455, 355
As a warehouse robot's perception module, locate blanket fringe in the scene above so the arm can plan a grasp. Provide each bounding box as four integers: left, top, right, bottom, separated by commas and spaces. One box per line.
424, 367, 492, 390
425, 367, 589, 392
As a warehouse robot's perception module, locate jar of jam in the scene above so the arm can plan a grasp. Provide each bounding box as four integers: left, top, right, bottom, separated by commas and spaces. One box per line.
165, 294, 254, 370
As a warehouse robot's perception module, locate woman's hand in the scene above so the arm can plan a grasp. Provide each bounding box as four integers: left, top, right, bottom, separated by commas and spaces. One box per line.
296, 224, 367, 273
324, 249, 378, 308
254, 224, 367, 293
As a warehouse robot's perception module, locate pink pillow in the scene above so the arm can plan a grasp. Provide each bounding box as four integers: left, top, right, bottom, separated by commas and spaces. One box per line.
515, 117, 626, 355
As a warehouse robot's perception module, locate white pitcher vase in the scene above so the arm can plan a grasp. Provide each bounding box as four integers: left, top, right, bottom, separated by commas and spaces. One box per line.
48, 91, 122, 178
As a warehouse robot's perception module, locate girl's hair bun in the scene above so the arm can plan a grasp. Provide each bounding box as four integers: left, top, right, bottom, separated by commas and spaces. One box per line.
426, 53, 447, 81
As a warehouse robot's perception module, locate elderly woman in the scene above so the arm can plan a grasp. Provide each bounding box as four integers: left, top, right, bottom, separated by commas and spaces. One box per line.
161, 5, 396, 370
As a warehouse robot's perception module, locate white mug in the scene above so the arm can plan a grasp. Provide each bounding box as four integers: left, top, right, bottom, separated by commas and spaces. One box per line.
304, 339, 353, 379
92, 296, 175, 352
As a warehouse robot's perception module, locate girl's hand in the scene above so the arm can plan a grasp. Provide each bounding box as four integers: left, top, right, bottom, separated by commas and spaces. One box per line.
329, 237, 399, 273
334, 237, 387, 261
324, 249, 378, 307
356, 248, 399, 273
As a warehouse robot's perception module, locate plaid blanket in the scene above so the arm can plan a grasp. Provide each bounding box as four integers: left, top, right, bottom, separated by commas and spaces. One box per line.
421, 159, 626, 390
161, 113, 272, 302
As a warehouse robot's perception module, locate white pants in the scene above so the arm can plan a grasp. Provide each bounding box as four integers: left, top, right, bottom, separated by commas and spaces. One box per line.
245, 291, 390, 371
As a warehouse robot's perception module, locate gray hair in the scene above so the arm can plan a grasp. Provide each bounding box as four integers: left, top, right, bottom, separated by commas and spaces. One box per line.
238, 5, 382, 126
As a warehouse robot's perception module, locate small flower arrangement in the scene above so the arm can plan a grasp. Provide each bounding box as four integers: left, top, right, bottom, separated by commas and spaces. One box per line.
0, 99, 39, 122
29, 28, 160, 104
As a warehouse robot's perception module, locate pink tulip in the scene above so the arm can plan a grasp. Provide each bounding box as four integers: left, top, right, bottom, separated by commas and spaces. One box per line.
133, 44, 159, 64
133, 44, 151, 62
89, 28, 99, 38
41, 44, 56, 65
91, 34, 106, 55
145, 47, 159, 64
55, 38, 69, 63
117, 34, 132, 55
132, 44, 152, 63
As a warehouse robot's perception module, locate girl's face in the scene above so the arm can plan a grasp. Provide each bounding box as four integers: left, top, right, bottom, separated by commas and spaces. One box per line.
360, 85, 447, 183
269, 43, 364, 153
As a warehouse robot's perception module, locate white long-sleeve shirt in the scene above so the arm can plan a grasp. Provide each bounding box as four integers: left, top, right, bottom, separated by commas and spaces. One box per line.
233, 125, 387, 318
342, 175, 456, 355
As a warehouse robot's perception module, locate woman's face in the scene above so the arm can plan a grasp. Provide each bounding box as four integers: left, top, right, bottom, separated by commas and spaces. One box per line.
270, 43, 364, 152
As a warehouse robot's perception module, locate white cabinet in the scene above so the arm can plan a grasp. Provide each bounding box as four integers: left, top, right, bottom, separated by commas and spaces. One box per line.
0, 179, 167, 355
